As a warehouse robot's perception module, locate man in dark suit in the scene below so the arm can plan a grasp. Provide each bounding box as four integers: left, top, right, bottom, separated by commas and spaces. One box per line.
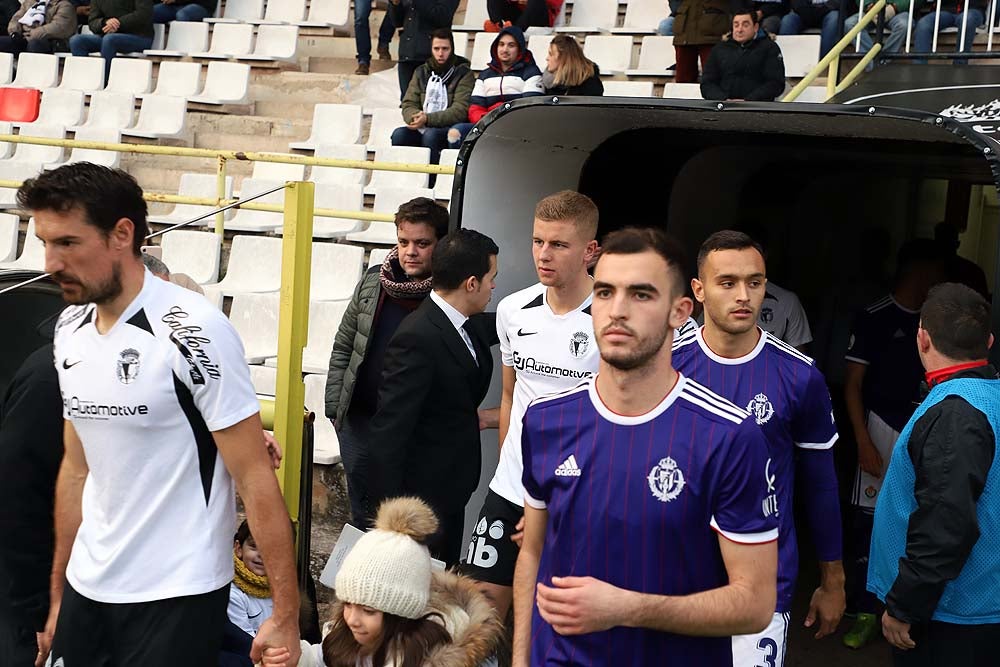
368, 228, 499, 565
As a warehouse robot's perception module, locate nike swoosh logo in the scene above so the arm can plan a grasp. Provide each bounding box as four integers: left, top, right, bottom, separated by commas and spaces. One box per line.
62, 359, 82, 369
517, 329, 538, 336
247, 611, 262, 619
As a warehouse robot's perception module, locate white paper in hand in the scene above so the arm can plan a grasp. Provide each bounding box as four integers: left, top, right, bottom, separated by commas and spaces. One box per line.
320, 523, 446, 590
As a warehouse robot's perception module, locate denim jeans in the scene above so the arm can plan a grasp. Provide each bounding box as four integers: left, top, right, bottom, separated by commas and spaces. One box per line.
354, 0, 394, 64
658, 16, 674, 36
448, 122, 475, 147
391, 125, 454, 165
843, 11, 910, 56
153, 2, 210, 23
914, 9, 985, 62
780, 9, 842, 56
70, 32, 154, 80
0, 34, 61, 54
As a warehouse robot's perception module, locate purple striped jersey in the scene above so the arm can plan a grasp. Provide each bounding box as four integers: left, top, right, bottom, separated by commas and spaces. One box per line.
672, 326, 838, 612
521, 375, 778, 666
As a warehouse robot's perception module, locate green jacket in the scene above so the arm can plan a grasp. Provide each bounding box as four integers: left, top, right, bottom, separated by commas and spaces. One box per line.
89, 0, 153, 38
325, 267, 381, 425
8, 0, 76, 40
401, 53, 475, 128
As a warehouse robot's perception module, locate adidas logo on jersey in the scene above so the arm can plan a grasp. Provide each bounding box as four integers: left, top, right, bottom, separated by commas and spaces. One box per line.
555, 455, 582, 477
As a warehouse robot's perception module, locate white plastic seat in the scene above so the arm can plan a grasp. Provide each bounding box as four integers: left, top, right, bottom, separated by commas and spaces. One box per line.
470, 32, 495, 70
229, 292, 280, 363
207, 0, 264, 23
775, 35, 821, 78
0, 52, 11, 85
0, 218, 43, 269
304, 373, 340, 464
527, 34, 555, 61
555, 0, 618, 33
289, 104, 362, 151
611, 0, 662, 34
140, 61, 203, 99
121, 95, 187, 139
661, 82, 703, 99
57, 56, 105, 92
159, 229, 222, 285
306, 183, 364, 238
626, 35, 675, 76
454, 0, 489, 31
191, 22, 254, 59
148, 172, 235, 225
310, 143, 368, 185
6, 53, 58, 89
265, 300, 349, 374
601, 80, 654, 97
583, 35, 634, 74
0, 162, 42, 208
433, 149, 458, 201
308, 242, 364, 301
238, 24, 298, 63
211, 234, 284, 297
0, 212, 19, 262
252, 158, 307, 182
346, 187, 434, 245
249, 364, 277, 396
364, 146, 430, 194
70, 92, 135, 131
46, 127, 121, 168
189, 61, 251, 105
367, 247, 390, 269
365, 108, 402, 150
145, 21, 209, 57
149, 22, 167, 51
452, 32, 470, 59
16, 89, 84, 130
9, 125, 64, 165
298, 0, 351, 27
225, 179, 286, 232
252, 0, 306, 24
105, 58, 153, 95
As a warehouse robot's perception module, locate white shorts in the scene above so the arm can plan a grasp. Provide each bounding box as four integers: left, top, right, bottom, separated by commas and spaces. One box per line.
851, 411, 901, 509
731, 612, 790, 667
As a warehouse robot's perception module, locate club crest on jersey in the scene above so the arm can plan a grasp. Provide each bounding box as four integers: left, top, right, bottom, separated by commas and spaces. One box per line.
569, 331, 590, 358
760, 307, 774, 324
648, 456, 685, 502
746, 392, 774, 425
117, 348, 141, 384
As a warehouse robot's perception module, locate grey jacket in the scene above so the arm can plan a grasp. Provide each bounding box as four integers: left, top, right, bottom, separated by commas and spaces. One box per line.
324, 267, 381, 425
8, 0, 77, 40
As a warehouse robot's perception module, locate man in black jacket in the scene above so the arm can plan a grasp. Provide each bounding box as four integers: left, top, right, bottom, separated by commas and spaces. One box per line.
368, 229, 499, 566
388, 0, 459, 100
701, 10, 785, 101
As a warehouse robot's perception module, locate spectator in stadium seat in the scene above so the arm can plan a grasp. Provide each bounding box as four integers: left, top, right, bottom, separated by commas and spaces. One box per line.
914, 0, 987, 61
69, 0, 153, 81
450, 26, 543, 145
842, 0, 921, 63
935, 221, 990, 299
353, 0, 394, 75
779, 0, 841, 57
673, 0, 734, 83
542, 34, 603, 96
71, 0, 90, 26
483, 0, 562, 32
152, 0, 216, 23
0, 0, 77, 55
753, 0, 790, 33
392, 29, 475, 165
658, 0, 681, 35
388, 0, 459, 100
701, 10, 786, 101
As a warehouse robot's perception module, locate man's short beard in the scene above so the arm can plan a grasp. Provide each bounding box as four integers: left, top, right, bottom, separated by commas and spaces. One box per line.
600, 325, 670, 371
60, 260, 124, 305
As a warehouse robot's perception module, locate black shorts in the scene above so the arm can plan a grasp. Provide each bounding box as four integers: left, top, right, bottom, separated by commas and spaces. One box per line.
50, 582, 229, 667
462, 489, 524, 587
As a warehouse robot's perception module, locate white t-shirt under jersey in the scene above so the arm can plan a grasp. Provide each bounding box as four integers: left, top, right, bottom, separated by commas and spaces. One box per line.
54, 270, 259, 603
489, 283, 600, 505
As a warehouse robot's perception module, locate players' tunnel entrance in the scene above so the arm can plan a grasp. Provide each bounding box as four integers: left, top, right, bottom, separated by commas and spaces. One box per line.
0, 272, 64, 390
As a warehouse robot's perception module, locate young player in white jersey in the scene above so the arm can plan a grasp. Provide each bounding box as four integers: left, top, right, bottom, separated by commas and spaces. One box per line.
27, 164, 300, 667
463, 191, 600, 620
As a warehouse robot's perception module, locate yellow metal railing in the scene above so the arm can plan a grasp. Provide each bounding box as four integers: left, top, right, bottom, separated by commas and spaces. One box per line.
783, 0, 886, 102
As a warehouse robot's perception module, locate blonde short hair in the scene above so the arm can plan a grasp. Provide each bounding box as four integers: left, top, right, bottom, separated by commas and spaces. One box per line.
534, 190, 599, 241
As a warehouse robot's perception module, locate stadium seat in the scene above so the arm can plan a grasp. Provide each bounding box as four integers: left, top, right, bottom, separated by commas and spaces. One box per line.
289, 104, 363, 151
249, 364, 277, 396
207, 0, 265, 23
453, 31, 470, 58
0, 122, 12, 159
364, 146, 431, 194
298, 0, 351, 27
527, 34, 554, 61
189, 61, 251, 106
225, 178, 286, 231
365, 108, 401, 150
309, 242, 365, 301
0, 212, 19, 262
253, 0, 306, 24
662, 82, 703, 99
433, 149, 458, 201
308, 183, 364, 238
367, 247, 390, 269
775, 35, 821, 78
238, 24, 299, 63
0, 53, 11, 85
583, 35, 634, 74
454, 0, 489, 31
0, 218, 43, 269
470, 31, 495, 70
229, 292, 280, 363
252, 158, 307, 182
57, 56, 105, 93
304, 373, 341, 464
555, 0, 618, 33
145, 21, 209, 57
9, 124, 64, 164
346, 187, 434, 244
69, 91, 135, 131
45, 127, 121, 169
602, 80, 655, 97
210, 234, 283, 297
121, 95, 187, 139
105, 58, 153, 95
0, 163, 41, 208
265, 299, 350, 374
16, 89, 84, 130
159, 229, 223, 285
140, 61, 203, 99
191, 22, 255, 59
626, 35, 675, 76
0, 88, 39, 122
310, 143, 368, 185
149, 22, 167, 52
148, 172, 235, 225
611, 0, 662, 34
6, 53, 59, 89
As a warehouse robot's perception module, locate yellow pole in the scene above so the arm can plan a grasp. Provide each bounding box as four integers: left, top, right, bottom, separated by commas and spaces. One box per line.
273, 181, 314, 525
215, 155, 227, 236
835, 43, 883, 94
826, 56, 839, 100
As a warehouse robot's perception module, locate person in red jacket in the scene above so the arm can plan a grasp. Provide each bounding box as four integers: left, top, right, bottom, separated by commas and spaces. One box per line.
484, 0, 563, 32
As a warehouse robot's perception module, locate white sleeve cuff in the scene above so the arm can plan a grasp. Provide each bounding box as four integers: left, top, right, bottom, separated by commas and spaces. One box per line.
524, 492, 547, 510
709, 516, 778, 544
795, 433, 838, 450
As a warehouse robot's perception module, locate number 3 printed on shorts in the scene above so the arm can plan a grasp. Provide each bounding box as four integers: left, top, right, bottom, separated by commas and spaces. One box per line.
756, 637, 777, 667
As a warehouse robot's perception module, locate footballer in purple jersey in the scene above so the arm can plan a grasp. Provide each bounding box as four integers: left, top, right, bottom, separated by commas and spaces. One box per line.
512, 227, 778, 667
